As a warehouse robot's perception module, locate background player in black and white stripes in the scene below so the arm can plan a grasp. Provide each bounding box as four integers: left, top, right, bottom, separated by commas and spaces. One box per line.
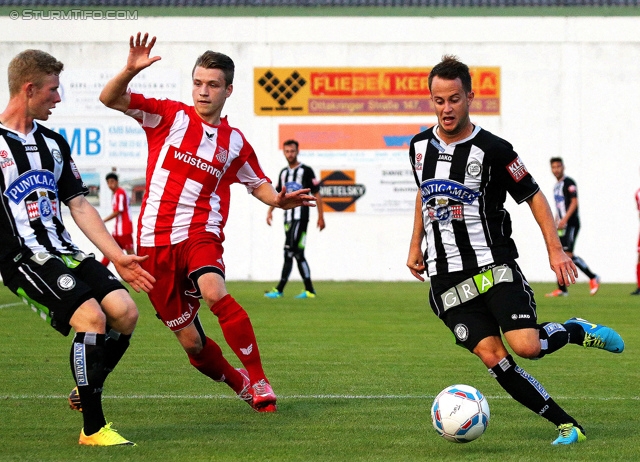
0, 49, 154, 446
265, 139, 325, 299
545, 157, 600, 297
406, 55, 624, 445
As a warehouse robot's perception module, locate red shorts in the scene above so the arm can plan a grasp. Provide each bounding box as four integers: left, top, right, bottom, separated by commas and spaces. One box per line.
138, 234, 225, 331
113, 233, 134, 253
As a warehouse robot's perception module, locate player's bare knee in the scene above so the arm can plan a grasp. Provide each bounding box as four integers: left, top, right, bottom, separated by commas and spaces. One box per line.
102, 290, 138, 334
511, 343, 541, 359
175, 324, 203, 354
70, 300, 107, 333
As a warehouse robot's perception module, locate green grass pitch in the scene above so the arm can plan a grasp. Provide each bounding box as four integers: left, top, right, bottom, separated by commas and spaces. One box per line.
0, 280, 638, 461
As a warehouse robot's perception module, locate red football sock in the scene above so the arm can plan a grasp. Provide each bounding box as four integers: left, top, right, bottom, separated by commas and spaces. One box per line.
210, 294, 267, 384
187, 337, 244, 393
636, 263, 640, 288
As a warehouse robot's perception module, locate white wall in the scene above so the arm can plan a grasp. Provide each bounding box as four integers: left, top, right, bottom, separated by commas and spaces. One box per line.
1, 15, 638, 283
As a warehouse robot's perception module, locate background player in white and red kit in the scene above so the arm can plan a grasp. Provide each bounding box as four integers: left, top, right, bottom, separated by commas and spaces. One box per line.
101, 172, 134, 266
100, 33, 316, 413
633, 184, 640, 295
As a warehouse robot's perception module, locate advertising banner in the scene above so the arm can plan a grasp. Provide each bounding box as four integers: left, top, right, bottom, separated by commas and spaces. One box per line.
256, 67, 500, 116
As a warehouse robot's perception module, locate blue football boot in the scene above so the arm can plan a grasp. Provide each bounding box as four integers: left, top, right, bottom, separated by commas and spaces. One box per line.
264, 288, 283, 299
552, 423, 586, 445
565, 317, 624, 353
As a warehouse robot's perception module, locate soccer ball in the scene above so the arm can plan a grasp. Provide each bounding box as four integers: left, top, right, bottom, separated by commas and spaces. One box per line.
431, 384, 490, 443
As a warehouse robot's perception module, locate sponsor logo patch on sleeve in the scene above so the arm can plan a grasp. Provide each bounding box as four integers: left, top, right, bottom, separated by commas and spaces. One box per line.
506, 156, 528, 182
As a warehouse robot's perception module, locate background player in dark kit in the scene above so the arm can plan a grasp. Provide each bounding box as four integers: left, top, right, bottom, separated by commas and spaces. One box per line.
265, 139, 325, 299
545, 157, 600, 297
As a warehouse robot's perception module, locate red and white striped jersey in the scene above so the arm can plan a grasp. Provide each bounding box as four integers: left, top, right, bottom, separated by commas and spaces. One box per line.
111, 187, 133, 237
126, 93, 270, 247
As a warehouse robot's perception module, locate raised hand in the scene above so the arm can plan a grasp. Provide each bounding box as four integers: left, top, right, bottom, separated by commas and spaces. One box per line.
127, 32, 161, 73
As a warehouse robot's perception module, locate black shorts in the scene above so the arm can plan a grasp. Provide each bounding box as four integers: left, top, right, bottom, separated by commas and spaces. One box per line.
3, 252, 125, 336
559, 224, 579, 253
284, 220, 309, 254
428, 262, 538, 351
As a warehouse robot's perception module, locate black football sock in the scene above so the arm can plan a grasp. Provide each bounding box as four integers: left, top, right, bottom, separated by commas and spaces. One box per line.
70, 332, 108, 435
104, 329, 132, 374
489, 355, 579, 427
572, 256, 596, 280
277, 254, 294, 293
296, 257, 315, 293
537, 322, 569, 358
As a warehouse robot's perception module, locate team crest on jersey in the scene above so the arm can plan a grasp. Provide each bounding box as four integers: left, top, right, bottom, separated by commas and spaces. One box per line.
215, 147, 228, 164
467, 160, 482, 177
51, 148, 62, 164
285, 181, 302, 192
426, 198, 464, 224
26, 193, 58, 221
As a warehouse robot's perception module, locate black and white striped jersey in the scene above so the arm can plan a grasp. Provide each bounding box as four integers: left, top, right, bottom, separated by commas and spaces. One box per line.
0, 122, 88, 265
275, 164, 319, 224
553, 176, 580, 227
409, 125, 539, 277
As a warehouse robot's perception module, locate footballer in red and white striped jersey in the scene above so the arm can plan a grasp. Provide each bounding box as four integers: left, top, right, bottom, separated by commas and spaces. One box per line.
111, 187, 133, 238
125, 92, 270, 248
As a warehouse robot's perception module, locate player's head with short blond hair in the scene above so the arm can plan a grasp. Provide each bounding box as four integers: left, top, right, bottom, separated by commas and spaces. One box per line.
8, 49, 63, 97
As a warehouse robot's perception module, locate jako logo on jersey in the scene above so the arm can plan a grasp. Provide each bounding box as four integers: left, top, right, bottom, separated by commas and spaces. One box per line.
171, 149, 223, 179
4, 170, 57, 204
419, 179, 481, 205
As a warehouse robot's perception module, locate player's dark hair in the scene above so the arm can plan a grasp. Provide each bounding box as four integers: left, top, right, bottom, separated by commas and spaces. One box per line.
428, 55, 472, 94
8, 49, 63, 97
550, 157, 563, 164
283, 139, 299, 150
105, 172, 119, 182
192, 51, 234, 86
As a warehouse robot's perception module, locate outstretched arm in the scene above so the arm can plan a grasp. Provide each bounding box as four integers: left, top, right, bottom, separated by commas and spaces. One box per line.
100, 32, 161, 112
252, 182, 316, 210
67, 195, 155, 293
526, 190, 577, 286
